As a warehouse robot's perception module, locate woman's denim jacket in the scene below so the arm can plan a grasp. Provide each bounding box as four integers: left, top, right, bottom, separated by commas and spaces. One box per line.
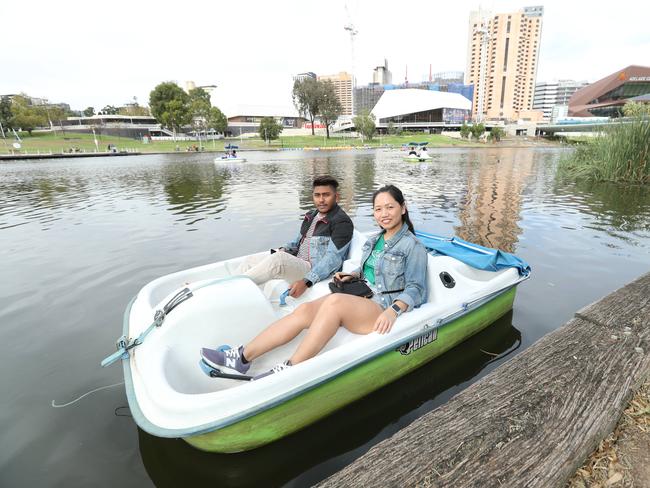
354, 223, 428, 311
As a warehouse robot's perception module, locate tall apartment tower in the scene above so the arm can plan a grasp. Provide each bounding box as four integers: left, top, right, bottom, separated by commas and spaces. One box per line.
465, 6, 543, 121
318, 72, 353, 116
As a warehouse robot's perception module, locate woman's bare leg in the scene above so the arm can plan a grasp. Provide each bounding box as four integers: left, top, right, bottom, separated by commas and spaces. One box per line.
243, 296, 328, 361
290, 294, 383, 364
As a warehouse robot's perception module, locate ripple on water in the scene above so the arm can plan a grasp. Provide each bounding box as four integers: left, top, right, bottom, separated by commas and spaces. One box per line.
1, 149, 650, 487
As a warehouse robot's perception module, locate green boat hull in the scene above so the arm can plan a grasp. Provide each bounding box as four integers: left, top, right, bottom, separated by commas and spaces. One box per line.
185, 287, 517, 452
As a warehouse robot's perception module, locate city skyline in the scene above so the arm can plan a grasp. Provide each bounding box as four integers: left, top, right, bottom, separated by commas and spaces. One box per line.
1, 0, 648, 113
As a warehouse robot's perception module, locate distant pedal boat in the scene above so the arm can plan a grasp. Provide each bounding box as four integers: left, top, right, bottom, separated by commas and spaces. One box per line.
403, 155, 433, 162
215, 156, 246, 163
105, 230, 529, 453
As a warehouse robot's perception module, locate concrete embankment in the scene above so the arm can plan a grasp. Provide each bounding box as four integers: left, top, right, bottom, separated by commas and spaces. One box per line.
318, 272, 650, 488
0, 151, 141, 161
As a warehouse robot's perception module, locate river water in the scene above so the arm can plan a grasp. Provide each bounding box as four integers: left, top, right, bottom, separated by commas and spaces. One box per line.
1, 148, 649, 487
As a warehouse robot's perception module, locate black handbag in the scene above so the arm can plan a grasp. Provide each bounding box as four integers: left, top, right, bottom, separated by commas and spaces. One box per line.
328, 276, 374, 298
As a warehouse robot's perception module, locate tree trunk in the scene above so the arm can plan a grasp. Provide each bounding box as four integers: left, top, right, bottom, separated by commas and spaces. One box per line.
310, 114, 315, 136
325, 122, 330, 139
318, 272, 650, 488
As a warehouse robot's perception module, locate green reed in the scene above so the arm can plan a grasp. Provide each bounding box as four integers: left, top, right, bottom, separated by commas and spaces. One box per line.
558, 117, 650, 183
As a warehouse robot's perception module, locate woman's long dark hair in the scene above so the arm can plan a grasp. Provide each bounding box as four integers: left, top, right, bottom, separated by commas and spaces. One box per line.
372, 184, 415, 234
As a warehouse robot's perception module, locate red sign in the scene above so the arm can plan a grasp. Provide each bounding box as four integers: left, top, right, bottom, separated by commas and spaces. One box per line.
304, 123, 326, 129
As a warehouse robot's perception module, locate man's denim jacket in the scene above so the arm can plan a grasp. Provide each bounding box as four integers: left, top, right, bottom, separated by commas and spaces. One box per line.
354, 223, 428, 311
284, 204, 354, 284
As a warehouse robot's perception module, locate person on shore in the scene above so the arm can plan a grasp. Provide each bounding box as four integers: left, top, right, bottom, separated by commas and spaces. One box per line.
235, 175, 354, 298
201, 184, 428, 380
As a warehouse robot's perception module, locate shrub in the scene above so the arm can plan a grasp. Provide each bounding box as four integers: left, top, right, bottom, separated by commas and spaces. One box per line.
558, 116, 650, 183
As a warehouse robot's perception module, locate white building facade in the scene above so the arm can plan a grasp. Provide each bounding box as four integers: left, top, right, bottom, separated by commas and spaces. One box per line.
533, 80, 589, 120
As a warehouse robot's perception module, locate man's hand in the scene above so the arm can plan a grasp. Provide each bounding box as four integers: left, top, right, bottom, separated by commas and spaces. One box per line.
289, 279, 309, 298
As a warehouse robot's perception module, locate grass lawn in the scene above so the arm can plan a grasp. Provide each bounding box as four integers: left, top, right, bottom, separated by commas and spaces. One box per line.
1, 131, 480, 155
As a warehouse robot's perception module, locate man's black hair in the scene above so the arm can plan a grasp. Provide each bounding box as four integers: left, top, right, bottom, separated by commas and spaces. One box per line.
312, 175, 339, 190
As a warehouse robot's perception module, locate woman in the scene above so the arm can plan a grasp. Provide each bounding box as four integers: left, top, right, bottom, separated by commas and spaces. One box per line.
200, 185, 429, 379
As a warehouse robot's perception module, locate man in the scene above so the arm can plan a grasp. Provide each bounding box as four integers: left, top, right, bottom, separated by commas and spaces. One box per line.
237, 175, 353, 298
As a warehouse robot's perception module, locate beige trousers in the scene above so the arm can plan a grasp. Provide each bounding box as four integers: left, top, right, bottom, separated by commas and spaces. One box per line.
236, 251, 311, 285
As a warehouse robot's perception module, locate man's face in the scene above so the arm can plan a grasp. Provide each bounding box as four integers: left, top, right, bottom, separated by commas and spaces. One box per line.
313, 185, 338, 214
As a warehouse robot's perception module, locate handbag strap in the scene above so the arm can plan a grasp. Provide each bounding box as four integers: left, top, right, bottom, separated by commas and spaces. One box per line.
380, 288, 404, 295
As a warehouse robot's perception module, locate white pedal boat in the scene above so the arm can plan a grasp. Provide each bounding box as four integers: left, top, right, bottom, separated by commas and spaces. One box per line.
215, 156, 247, 163
104, 231, 529, 453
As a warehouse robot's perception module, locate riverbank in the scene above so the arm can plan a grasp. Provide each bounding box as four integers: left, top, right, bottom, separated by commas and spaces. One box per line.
318, 272, 650, 487
0, 131, 560, 157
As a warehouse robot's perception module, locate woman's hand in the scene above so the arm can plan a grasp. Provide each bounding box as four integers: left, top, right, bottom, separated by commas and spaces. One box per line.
334, 272, 356, 283
373, 309, 397, 334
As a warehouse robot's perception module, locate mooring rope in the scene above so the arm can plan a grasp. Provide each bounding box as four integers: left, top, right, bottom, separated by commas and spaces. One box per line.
51, 381, 125, 408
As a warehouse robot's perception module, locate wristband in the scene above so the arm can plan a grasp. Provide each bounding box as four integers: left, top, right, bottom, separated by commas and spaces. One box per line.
390, 302, 403, 317
303, 278, 313, 288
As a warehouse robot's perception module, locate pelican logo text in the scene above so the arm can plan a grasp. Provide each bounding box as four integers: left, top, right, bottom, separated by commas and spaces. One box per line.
397, 329, 438, 355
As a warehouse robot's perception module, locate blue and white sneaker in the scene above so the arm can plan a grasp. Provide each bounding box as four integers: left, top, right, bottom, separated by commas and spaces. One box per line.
253, 360, 292, 380
200, 345, 251, 375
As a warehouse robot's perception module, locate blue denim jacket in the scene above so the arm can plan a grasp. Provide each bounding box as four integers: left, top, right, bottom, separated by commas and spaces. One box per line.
355, 223, 428, 311
284, 205, 354, 284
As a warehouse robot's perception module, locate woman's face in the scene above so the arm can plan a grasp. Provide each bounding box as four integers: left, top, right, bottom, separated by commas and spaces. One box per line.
373, 191, 405, 233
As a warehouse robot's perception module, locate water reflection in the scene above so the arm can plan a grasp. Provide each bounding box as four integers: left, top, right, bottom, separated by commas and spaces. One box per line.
138, 312, 521, 488
557, 180, 650, 233
455, 150, 535, 253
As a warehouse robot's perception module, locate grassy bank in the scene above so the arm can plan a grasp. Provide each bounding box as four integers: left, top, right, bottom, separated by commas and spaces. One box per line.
558, 117, 650, 183
1, 131, 482, 155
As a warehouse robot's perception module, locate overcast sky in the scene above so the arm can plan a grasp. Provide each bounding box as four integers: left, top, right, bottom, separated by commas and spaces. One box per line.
1, 0, 648, 114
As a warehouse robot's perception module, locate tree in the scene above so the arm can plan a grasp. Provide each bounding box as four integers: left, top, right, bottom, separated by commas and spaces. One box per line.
318, 81, 342, 139
188, 87, 212, 141
0, 96, 13, 131
149, 82, 191, 134
83, 107, 95, 117
387, 121, 401, 136
99, 105, 119, 115
207, 106, 228, 135
259, 117, 283, 142
622, 101, 650, 118
42, 105, 67, 128
470, 123, 485, 141
292, 78, 320, 135
353, 110, 376, 142
118, 105, 150, 116
460, 122, 471, 139
9, 96, 47, 135
488, 126, 505, 142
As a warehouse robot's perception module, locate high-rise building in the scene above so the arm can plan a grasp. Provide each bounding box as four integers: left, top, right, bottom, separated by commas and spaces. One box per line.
318, 72, 353, 116
354, 84, 385, 115
372, 59, 392, 85
533, 80, 589, 120
293, 72, 317, 83
466, 6, 543, 121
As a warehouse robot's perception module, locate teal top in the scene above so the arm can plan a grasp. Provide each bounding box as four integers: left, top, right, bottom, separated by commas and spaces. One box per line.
363, 235, 385, 285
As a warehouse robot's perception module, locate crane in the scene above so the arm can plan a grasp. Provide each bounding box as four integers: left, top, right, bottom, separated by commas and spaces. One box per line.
344, 3, 358, 116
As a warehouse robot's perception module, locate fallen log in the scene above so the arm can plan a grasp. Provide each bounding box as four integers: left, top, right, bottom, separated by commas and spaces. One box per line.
318, 272, 650, 488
